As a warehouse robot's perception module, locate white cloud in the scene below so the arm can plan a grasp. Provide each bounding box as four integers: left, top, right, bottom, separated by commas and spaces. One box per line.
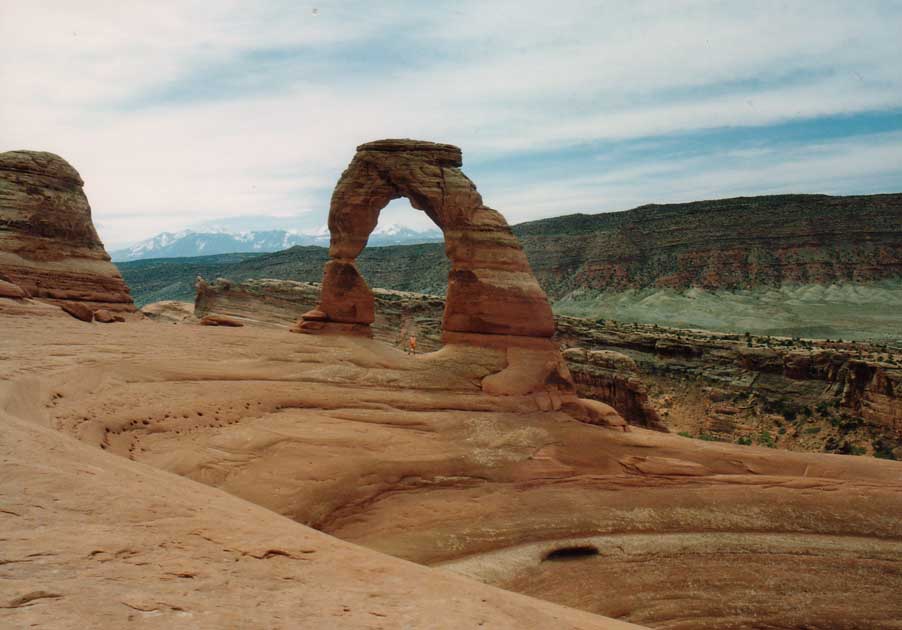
487, 131, 902, 221
1, 1, 900, 245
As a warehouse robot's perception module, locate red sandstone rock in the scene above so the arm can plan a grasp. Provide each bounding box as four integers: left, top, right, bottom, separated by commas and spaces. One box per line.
0, 150, 135, 314
318, 260, 375, 324
300, 139, 554, 339
200, 314, 244, 327
93, 309, 125, 323
563, 398, 630, 431
563, 348, 667, 431
60, 302, 93, 322
0, 279, 29, 299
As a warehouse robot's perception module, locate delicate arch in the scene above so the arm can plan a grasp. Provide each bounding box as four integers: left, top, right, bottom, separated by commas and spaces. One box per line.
297, 139, 555, 340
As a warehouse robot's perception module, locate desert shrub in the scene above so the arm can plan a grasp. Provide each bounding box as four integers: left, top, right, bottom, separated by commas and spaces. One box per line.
677, 431, 692, 438
872, 439, 897, 460
757, 431, 775, 448
839, 416, 863, 434
736, 436, 753, 446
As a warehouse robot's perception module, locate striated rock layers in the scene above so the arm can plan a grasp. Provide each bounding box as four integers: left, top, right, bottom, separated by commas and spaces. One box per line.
556, 316, 902, 455
4, 310, 900, 629
295, 139, 581, 407
562, 348, 667, 431
193, 278, 661, 429
515, 193, 902, 296
296, 140, 555, 340
195, 278, 902, 448
0, 150, 134, 313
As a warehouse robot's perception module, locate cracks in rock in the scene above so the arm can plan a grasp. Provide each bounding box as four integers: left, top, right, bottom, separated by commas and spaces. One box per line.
438, 166, 447, 219
315, 473, 491, 532
189, 531, 316, 561
2, 591, 63, 608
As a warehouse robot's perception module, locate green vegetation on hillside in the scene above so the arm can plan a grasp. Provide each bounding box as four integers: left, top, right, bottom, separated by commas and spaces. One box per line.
117, 192, 902, 342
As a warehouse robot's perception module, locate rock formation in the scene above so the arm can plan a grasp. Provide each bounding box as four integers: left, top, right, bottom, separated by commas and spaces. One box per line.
556, 316, 902, 455
119, 192, 902, 340
295, 140, 585, 406
193, 276, 902, 451
196, 276, 445, 350
296, 140, 554, 340
140, 300, 196, 324
562, 348, 667, 431
0, 150, 134, 315
515, 193, 902, 295
3, 307, 900, 628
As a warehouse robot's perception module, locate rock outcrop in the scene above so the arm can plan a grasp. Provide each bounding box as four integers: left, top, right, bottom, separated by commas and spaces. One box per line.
296, 140, 555, 340
196, 277, 445, 351
4, 307, 900, 629
140, 300, 196, 324
295, 140, 584, 407
562, 348, 667, 431
556, 316, 902, 455
193, 276, 902, 450
0, 150, 134, 314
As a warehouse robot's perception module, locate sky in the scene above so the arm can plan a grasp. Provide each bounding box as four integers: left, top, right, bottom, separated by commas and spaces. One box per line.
2, 1, 902, 249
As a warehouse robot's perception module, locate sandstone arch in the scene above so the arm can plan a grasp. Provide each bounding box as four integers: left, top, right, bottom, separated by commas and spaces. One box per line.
297, 139, 555, 341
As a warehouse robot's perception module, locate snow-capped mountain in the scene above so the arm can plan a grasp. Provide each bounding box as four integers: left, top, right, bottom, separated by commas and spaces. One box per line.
109, 224, 443, 262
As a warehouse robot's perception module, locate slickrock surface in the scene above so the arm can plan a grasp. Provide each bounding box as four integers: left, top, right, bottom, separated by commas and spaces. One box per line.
2, 304, 900, 629
298, 139, 555, 339
0, 151, 134, 313
140, 299, 196, 324
0, 311, 633, 630
192, 277, 902, 453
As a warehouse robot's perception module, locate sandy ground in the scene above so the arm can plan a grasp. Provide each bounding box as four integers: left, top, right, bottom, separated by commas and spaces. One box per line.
2, 298, 901, 629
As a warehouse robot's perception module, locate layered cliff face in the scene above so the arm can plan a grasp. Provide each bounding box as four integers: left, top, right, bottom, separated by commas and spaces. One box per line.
0, 150, 134, 313
516, 193, 902, 295
555, 317, 902, 457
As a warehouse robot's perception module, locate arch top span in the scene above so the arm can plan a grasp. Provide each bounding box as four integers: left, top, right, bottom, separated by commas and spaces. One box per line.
297, 138, 556, 340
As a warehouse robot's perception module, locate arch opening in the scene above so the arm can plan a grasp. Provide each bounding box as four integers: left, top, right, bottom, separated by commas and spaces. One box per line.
296, 138, 556, 342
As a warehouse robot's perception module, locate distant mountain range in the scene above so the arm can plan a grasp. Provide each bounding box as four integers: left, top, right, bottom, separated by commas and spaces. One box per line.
117, 193, 902, 340
110, 224, 443, 262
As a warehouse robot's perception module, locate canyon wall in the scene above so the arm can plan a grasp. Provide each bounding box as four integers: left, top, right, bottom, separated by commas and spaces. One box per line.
515, 193, 902, 296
